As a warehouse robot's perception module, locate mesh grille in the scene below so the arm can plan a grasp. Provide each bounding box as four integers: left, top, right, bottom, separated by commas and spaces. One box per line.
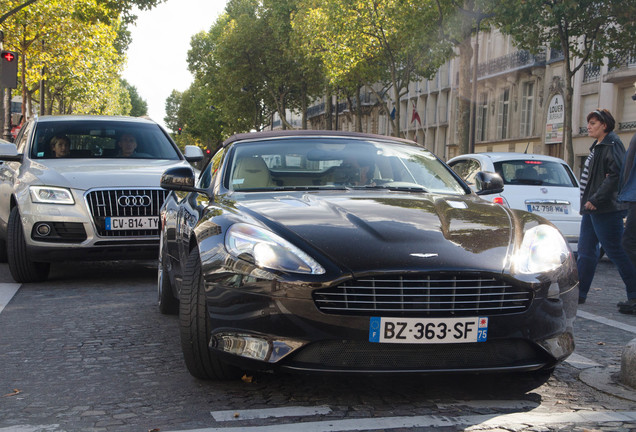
286, 339, 546, 370
85, 189, 167, 237
313, 273, 532, 317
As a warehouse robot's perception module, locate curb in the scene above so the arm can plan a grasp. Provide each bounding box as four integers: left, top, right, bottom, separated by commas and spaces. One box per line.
579, 365, 636, 402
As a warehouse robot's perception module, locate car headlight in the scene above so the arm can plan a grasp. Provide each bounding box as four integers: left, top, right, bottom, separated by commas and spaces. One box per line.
29, 186, 75, 205
225, 223, 325, 275
514, 225, 569, 274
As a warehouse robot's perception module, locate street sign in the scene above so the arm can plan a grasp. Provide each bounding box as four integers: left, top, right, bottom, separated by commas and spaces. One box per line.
1, 50, 18, 89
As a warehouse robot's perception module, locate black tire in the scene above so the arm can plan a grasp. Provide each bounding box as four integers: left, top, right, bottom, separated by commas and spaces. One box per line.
158, 253, 179, 315
0, 238, 7, 263
7, 207, 50, 283
179, 247, 242, 380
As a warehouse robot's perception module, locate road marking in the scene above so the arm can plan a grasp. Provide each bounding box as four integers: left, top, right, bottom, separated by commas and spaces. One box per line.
0, 283, 20, 315
577, 310, 636, 334
212, 406, 332, 422
565, 352, 601, 369
166, 410, 636, 432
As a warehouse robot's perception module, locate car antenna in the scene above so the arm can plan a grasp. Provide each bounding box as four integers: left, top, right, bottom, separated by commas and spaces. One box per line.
523, 142, 530, 154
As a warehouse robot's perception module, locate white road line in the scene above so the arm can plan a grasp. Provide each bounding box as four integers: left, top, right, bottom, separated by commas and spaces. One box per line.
212, 406, 332, 422
166, 410, 636, 432
577, 310, 636, 334
565, 352, 601, 369
0, 283, 20, 315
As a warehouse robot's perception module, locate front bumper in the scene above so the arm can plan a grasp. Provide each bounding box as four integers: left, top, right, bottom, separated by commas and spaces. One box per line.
203, 275, 578, 374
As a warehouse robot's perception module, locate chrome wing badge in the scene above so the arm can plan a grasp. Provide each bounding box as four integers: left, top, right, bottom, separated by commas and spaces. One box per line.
410, 253, 439, 258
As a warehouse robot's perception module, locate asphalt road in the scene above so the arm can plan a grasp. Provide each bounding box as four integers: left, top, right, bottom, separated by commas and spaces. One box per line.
1, 259, 636, 432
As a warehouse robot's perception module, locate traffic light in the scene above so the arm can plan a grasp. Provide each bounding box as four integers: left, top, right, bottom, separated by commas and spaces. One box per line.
1, 50, 18, 89
177, 127, 182, 135
205, 149, 211, 156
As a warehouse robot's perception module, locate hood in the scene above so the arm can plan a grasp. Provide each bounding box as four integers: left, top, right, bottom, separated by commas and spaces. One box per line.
236, 192, 514, 275
24, 158, 190, 190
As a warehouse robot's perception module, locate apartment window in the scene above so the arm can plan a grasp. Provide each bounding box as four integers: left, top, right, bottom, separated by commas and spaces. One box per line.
497, 88, 510, 139
476, 92, 488, 142
520, 82, 534, 137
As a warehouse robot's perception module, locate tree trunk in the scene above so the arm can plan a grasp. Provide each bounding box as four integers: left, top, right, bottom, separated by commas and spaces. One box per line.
355, 88, 362, 132
325, 86, 332, 130
458, 37, 472, 155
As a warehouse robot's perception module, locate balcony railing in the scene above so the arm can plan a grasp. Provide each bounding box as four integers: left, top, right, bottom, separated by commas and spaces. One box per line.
609, 53, 636, 72
619, 121, 636, 130
583, 63, 601, 83
476, 50, 547, 80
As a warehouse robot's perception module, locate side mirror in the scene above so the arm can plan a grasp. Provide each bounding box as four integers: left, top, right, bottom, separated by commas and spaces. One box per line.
184, 145, 204, 163
475, 171, 504, 195
160, 166, 198, 192
0, 141, 22, 162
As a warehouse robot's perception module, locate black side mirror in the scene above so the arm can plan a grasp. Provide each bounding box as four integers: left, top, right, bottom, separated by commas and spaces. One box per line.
475, 171, 504, 195
160, 167, 197, 192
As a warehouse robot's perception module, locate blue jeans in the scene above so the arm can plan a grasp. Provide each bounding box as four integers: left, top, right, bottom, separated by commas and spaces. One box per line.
577, 211, 636, 300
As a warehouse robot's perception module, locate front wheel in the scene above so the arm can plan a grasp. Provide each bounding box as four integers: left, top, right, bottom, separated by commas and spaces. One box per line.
179, 247, 242, 380
158, 251, 179, 315
7, 207, 50, 283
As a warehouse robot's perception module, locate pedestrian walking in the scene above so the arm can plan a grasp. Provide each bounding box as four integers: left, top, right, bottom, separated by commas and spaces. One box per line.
577, 108, 636, 314
619, 85, 636, 274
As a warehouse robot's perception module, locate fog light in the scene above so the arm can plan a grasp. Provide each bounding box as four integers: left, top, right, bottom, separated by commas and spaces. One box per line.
212, 333, 304, 363
35, 223, 51, 236
215, 334, 270, 361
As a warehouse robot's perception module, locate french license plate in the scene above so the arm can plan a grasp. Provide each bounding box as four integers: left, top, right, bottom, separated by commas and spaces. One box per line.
369, 316, 488, 344
527, 204, 569, 214
105, 216, 159, 230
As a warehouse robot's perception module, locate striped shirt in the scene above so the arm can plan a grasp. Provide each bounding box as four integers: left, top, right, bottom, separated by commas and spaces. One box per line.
580, 148, 595, 197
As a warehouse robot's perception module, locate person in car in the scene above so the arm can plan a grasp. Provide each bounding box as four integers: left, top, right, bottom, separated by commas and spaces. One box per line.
577, 108, 636, 314
117, 133, 139, 157
49, 135, 70, 158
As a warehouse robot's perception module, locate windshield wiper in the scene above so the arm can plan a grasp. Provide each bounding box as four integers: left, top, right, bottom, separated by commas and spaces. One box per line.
352, 184, 429, 193
272, 185, 349, 191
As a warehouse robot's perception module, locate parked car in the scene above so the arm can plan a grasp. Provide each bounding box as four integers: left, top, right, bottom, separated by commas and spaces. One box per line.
0, 115, 203, 283
158, 130, 577, 380
447, 152, 581, 252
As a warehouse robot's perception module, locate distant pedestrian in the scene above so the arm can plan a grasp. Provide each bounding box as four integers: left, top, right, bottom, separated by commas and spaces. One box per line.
577, 108, 636, 314
619, 86, 636, 277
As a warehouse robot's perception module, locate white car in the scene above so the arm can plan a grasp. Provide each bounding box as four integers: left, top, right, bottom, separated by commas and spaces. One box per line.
447, 152, 581, 252
0, 115, 203, 283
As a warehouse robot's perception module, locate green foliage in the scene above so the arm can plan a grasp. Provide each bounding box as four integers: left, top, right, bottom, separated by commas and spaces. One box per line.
292, 0, 454, 135
0, 0, 162, 118
121, 79, 148, 116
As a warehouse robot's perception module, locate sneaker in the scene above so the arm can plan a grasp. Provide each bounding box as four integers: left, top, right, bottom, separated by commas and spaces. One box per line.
578, 297, 586, 304
617, 299, 636, 314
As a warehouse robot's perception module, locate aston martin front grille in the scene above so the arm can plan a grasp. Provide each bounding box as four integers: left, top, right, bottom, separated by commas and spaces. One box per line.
313, 273, 532, 317
85, 188, 168, 237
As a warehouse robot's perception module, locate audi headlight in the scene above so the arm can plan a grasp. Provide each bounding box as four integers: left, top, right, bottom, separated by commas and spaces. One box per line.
514, 225, 569, 274
225, 223, 325, 275
29, 186, 74, 205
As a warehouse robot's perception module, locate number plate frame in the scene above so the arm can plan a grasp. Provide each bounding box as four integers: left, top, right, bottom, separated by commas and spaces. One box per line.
105, 216, 159, 231
526, 204, 569, 214
369, 316, 488, 344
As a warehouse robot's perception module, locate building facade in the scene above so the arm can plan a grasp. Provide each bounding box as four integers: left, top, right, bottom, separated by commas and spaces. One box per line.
274, 27, 636, 177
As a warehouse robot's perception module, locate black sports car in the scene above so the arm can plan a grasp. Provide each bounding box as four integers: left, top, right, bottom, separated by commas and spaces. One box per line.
158, 130, 578, 380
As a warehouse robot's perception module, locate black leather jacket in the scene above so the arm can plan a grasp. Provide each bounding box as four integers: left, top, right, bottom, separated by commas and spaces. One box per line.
580, 131, 628, 214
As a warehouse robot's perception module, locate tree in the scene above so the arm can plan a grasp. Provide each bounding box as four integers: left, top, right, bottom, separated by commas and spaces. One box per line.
122, 79, 147, 116
493, 0, 636, 166
293, 0, 454, 137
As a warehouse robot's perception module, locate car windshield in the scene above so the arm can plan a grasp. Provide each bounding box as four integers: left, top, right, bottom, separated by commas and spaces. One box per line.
226, 137, 467, 195
30, 120, 181, 160
493, 160, 578, 187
